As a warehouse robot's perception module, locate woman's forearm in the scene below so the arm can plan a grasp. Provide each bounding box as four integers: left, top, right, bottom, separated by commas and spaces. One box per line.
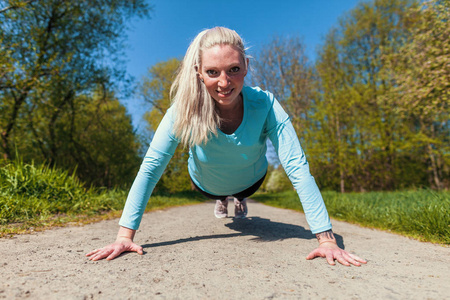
116, 226, 136, 241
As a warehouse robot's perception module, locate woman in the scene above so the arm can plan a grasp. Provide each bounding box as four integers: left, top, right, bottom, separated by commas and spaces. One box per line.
87, 27, 366, 267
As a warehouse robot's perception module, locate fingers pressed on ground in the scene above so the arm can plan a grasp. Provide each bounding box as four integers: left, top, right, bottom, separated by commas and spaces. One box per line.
335, 254, 351, 266
85, 249, 99, 257
325, 252, 335, 265
342, 252, 360, 266
106, 248, 122, 260
90, 250, 109, 261
346, 252, 367, 264
352, 254, 367, 264
88, 253, 100, 261
305, 249, 319, 260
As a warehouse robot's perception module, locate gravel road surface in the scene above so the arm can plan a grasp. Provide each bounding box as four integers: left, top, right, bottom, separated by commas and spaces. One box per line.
1, 200, 448, 299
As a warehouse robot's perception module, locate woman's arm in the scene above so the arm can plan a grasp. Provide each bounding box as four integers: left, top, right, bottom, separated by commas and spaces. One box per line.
265, 99, 331, 234
265, 98, 366, 266
87, 108, 180, 261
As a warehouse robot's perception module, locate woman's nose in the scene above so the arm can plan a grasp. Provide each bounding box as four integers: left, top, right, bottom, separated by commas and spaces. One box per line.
218, 72, 230, 87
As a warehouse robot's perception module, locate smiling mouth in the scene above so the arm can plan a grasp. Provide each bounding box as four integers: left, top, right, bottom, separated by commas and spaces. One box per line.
217, 89, 233, 96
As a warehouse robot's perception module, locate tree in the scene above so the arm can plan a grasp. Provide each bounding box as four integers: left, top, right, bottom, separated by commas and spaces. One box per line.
140, 58, 192, 193
386, 0, 450, 189
12, 87, 142, 188
251, 36, 315, 135
0, 0, 149, 163
312, 28, 362, 192
0, 0, 38, 13
251, 36, 316, 187
60, 89, 142, 188
311, 0, 421, 191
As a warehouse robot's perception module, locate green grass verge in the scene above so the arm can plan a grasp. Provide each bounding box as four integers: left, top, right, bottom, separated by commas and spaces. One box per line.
0, 160, 205, 237
252, 189, 450, 245
2, 159, 449, 244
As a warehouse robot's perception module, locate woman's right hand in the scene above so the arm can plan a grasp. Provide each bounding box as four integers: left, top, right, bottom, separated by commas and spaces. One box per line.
86, 237, 143, 261
86, 226, 143, 261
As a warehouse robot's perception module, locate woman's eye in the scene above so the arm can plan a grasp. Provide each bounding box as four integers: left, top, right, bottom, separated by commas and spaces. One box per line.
230, 67, 240, 73
206, 70, 218, 76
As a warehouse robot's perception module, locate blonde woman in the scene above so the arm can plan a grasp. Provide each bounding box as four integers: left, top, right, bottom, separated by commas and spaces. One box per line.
87, 27, 366, 267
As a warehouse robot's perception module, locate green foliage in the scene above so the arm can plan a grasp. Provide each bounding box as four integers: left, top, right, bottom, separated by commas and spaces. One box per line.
140, 58, 192, 193
0, 158, 92, 224
311, 0, 421, 192
253, 189, 450, 244
9, 88, 142, 188
384, 0, 450, 189
264, 166, 292, 193
55, 89, 142, 188
0, 0, 149, 187
0, 159, 205, 234
141, 58, 180, 131
252, 0, 448, 191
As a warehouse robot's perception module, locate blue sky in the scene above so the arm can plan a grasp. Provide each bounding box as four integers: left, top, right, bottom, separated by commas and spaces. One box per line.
123, 0, 363, 130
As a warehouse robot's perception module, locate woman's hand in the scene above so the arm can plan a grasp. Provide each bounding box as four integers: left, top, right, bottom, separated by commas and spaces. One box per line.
306, 229, 367, 266
86, 226, 142, 261
86, 238, 143, 261
306, 241, 367, 266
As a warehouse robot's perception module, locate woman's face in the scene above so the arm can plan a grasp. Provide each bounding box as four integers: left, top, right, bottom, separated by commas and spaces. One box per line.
198, 44, 248, 109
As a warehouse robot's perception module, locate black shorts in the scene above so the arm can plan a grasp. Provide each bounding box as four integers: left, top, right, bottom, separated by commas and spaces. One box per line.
191, 173, 267, 201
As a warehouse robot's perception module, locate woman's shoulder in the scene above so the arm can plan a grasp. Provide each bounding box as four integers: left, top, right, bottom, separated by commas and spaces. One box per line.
242, 86, 275, 107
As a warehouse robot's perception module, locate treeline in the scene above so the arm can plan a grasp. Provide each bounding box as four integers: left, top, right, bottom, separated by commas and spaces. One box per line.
300, 0, 450, 192
253, 0, 449, 192
1, 0, 448, 193
141, 0, 449, 193
0, 0, 150, 187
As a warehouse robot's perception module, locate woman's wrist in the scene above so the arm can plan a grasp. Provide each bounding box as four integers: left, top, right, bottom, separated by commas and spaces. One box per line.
316, 229, 336, 245
116, 226, 136, 241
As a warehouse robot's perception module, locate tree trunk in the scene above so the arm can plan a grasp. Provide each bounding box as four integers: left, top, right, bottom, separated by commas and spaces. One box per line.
335, 112, 345, 193
1, 91, 29, 160
427, 144, 441, 190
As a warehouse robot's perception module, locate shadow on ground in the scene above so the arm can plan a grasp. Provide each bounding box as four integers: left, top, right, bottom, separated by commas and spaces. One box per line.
141, 216, 345, 250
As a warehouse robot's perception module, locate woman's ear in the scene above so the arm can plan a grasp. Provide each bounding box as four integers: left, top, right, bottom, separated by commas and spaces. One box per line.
197, 73, 204, 83
195, 66, 204, 82
195, 65, 204, 82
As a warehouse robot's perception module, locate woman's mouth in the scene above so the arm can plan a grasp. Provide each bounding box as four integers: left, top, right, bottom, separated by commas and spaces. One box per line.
217, 89, 233, 97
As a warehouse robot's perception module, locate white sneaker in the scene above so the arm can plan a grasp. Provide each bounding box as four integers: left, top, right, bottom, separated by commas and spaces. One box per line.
214, 199, 228, 218
234, 198, 248, 218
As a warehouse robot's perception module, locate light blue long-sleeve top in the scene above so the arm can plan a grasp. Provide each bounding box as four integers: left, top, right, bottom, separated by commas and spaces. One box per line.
119, 86, 332, 234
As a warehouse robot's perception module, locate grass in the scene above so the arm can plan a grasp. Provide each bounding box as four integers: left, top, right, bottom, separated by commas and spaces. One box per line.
2, 159, 449, 244
252, 189, 450, 245
0, 159, 205, 237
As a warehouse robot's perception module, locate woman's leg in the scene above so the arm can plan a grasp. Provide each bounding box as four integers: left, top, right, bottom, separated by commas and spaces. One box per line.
191, 172, 267, 218
190, 180, 229, 218
232, 173, 267, 218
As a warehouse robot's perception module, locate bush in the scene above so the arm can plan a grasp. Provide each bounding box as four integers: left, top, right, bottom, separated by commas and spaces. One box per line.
0, 158, 96, 224
264, 167, 292, 193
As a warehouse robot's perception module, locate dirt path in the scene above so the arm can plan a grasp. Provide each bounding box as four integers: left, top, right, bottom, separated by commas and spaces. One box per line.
1, 200, 448, 299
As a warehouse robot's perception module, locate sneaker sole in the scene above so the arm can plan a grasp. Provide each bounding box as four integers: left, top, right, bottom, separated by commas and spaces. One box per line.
215, 214, 227, 219
234, 214, 247, 219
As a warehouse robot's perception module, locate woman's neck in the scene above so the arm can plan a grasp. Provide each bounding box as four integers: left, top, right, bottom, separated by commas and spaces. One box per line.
217, 94, 244, 134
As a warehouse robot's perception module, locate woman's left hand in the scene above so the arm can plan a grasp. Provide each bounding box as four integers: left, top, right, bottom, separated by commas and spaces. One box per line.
306, 241, 367, 266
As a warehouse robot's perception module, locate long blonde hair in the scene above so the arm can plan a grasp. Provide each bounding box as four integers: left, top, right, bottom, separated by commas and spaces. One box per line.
170, 27, 248, 147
